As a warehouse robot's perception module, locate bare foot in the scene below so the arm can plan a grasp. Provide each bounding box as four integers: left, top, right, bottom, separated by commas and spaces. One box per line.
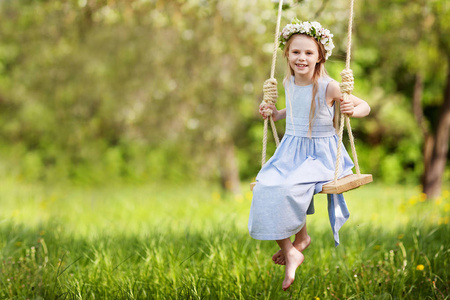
272, 235, 311, 265
282, 247, 304, 291
293, 234, 311, 252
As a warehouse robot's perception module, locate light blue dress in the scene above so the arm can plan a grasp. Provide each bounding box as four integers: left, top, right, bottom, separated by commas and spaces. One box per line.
248, 75, 354, 246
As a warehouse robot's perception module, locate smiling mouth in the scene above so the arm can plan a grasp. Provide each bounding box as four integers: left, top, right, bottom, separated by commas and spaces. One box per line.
296, 64, 307, 67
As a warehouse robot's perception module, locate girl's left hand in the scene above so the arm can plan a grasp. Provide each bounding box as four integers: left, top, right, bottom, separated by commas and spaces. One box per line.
340, 97, 354, 116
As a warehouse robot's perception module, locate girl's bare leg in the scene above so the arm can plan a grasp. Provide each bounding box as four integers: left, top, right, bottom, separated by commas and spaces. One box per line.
272, 224, 311, 265
276, 238, 304, 291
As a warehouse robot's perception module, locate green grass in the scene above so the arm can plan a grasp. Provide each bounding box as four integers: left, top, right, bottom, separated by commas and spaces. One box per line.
0, 179, 449, 299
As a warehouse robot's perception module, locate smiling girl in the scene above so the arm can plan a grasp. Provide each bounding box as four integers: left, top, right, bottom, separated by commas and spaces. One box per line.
248, 19, 370, 291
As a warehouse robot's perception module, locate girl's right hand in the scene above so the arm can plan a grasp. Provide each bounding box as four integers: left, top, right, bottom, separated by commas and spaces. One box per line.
259, 104, 279, 121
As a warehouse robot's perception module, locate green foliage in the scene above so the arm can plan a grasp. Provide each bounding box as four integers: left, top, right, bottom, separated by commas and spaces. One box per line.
0, 0, 280, 184
0, 0, 448, 186
0, 181, 449, 298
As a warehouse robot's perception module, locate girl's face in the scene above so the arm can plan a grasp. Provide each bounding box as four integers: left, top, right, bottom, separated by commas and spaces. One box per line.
287, 35, 320, 82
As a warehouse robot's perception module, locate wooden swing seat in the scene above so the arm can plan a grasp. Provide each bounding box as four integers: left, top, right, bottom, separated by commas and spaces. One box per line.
319, 174, 372, 194
250, 173, 372, 194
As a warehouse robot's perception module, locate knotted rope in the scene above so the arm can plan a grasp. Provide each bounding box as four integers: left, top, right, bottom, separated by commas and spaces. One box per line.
261, 78, 280, 165
260, 0, 284, 166
333, 0, 361, 184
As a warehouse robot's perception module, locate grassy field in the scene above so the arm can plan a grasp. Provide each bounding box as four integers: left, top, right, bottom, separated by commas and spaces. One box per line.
0, 179, 449, 299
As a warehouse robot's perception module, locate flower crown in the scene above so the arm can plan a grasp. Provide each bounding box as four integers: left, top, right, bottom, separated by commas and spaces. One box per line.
279, 19, 335, 60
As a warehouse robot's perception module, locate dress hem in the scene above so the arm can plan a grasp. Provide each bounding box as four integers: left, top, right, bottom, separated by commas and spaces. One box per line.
249, 226, 303, 241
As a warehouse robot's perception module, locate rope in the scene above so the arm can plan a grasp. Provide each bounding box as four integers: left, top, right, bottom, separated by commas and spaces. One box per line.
344, 0, 355, 70
262, 119, 268, 166
261, 78, 280, 165
334, 103, 346, 184
261, 78, 278, 116
260, 0, 284, 166
346, 115, 361, 175
333, 0, 362, 184
270, 0, 284, 79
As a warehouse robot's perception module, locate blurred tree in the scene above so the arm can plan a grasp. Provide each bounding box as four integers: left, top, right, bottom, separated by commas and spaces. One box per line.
356, 0, 449, 198
0, 0, 281, 190
1, 0, 446, 193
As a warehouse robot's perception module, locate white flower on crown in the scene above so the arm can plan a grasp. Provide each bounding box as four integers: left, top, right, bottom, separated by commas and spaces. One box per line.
302, 22, 311, 33
279, 18, 335, 60
310, 21, 321, 30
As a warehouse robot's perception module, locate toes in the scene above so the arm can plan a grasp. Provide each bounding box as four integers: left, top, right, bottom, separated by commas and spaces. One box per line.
273, 250, 284, 265
272, 250, 290, 266
272, 254, 280, 261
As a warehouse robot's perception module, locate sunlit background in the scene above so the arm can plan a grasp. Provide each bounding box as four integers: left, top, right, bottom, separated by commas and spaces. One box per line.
0, 0, 449, 298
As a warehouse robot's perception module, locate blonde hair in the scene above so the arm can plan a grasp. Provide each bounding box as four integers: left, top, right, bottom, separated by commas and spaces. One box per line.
283, 34, 329, 137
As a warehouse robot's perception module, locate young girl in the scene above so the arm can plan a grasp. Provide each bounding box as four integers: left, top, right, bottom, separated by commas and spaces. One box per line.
248, 19, 370, 291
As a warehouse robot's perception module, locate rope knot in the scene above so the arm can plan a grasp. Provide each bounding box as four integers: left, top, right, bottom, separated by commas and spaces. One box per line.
339, 68, 354, 95
260, 78, 278, 116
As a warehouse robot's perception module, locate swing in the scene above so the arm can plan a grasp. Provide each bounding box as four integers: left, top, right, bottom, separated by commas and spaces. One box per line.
250, 0, 372, 194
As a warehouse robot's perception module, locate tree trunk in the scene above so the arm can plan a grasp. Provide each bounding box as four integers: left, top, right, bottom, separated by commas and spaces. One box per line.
219, 141, 241, 195
422, 60, 450, 199
413, 73, 425, 134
